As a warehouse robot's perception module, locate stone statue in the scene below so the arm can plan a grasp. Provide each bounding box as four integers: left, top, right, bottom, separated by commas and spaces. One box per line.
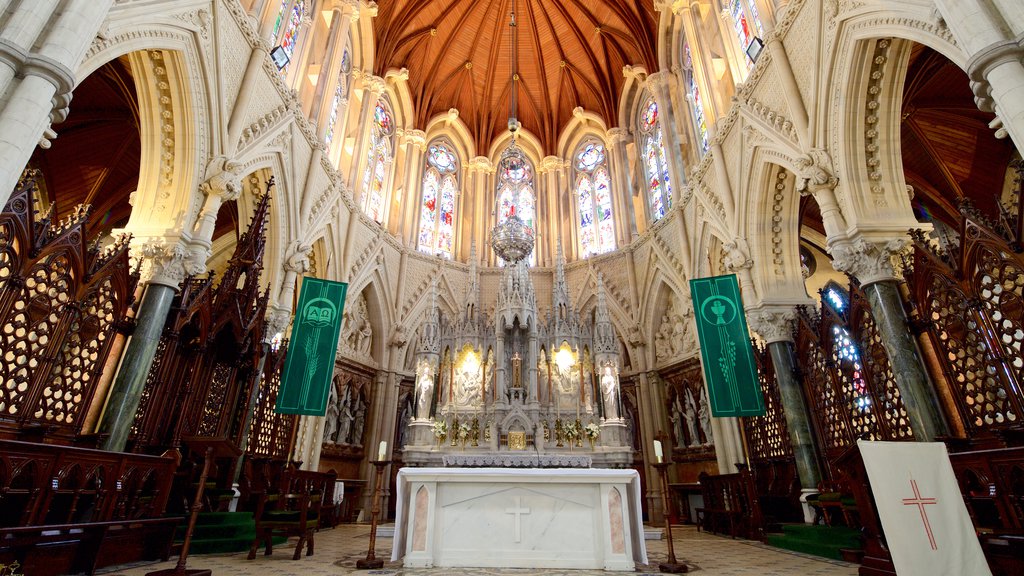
655, 314, 673, 363
351, 398, 366, 446
699, 386, 714, 446
337, 390, 354, 445
684, 388, 699, 447
323, 385, 339, 443
398, 395, 412, 448
601, 367, 619, 420
670, 396, 686, 448
342, 295, 372, 358
415, 365, 433, 420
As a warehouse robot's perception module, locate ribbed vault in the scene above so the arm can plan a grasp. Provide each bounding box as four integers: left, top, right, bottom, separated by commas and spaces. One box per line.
374, 0, 659, 153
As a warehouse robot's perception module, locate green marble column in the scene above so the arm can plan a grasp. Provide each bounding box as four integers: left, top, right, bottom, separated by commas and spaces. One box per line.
99, 283, 176, 452
768, 340, 821, 490
861, 280, 948, 441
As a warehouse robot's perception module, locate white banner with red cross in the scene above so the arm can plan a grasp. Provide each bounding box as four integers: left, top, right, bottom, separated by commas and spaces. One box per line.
858, 440, 991, 576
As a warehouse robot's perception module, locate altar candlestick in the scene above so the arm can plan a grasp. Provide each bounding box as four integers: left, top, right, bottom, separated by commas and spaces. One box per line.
654, 440, 663, 463
378, 441, 387, 461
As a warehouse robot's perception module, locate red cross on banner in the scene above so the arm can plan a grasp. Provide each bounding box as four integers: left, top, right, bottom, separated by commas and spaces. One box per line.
858, 441, 991, 576
902, 478, 938, 550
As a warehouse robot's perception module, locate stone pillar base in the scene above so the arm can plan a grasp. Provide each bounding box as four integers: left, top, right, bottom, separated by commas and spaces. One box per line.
599, 419, 627, 447
409, 419, 436, 447
800, 488, 819, 524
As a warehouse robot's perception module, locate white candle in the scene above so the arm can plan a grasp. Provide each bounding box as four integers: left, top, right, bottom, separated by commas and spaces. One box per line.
378, 441, 387, 461
653, 440, 663, 463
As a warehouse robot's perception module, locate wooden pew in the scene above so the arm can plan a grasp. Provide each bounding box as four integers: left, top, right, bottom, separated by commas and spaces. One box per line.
695, 466, 764, 541
0, 439, 181, 575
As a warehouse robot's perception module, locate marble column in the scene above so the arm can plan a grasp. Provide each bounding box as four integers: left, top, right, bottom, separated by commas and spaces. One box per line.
933, 0, 1024, 151
348, 73, 386, 199
748, 307, 821, 486
606, 128, 636, 244
0, 0, 114, 206
831, 240, 949, 441
187, 161, 243, 273
99, 241, 189, 452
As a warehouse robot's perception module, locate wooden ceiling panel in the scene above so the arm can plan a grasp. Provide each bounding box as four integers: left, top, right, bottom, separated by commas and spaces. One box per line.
375, 0, 658, 153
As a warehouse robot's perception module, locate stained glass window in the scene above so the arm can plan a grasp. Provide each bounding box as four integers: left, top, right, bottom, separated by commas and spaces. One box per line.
324, 46, 351, 147
684, 43, 709, 154
361, 99, 394, 223
729, 0, 763, 66
575, 141, 615, 257
639, 98, 672, 222
269, 0, 288, 44
417, 141, 459, 258
271, 0, 306, 74
496, 152, 536, 265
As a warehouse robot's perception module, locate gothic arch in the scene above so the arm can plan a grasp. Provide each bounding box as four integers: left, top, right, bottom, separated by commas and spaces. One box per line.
79, 34, 209, 250
825, 8, 963, 234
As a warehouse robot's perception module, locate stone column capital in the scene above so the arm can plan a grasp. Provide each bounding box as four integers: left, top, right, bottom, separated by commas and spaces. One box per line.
607, 127, 633, 147
266, 306, 293, 341
645, 69, 677, 95
359, 73, 386, 97
747, 307, 799, 344
134, 238, 189, 288
539, 156, 567, 173
399, 128, 427, 149
829, 237, 908, 286
723, 237, 753, 273
468, 156, 494, 173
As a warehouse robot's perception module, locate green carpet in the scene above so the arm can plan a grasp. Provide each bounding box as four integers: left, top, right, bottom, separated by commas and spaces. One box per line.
174, 512, 284, 555
766, 524, 863, 561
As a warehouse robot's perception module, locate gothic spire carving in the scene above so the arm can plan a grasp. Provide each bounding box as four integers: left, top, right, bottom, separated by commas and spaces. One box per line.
593, 273, 617, 356
418, 276, 441, 355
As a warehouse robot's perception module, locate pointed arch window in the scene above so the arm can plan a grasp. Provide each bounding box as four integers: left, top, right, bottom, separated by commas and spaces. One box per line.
270, 0, 307, 72
574, 141, 615, 256
684, 43, 709, 155
496, 152, 536, 266
638, 98, 672, 222
324, 47, 352, 148
418, 141, 459, 258
728, 0, 764, 67
361, 99, 394, 223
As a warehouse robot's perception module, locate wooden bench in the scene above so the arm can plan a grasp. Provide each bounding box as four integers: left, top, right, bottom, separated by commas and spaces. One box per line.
695, 467, 764, 541
0, 439, 181, 576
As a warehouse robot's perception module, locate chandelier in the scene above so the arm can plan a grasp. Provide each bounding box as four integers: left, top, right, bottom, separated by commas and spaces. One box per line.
489, 0, 535, 265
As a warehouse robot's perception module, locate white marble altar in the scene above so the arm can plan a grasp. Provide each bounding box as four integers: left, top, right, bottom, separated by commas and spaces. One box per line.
392, 467, 647, 571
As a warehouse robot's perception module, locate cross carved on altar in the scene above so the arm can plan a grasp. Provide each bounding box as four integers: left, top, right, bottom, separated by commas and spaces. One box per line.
902, 478, 938, 551
505, 495, 531, 543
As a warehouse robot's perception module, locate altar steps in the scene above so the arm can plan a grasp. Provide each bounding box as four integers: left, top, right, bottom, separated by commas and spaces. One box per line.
172, 512, 284, 555
766, 524, 863, 561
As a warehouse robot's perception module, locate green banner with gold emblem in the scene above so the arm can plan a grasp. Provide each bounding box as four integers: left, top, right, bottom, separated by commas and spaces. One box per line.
689, 274, 764, 417
276, 278, 348, 416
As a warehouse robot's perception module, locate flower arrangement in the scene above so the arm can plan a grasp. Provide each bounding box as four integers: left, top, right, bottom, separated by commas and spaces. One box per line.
562, 420, 580, 442
432, 420, 447, 440
456, 421, 472, 441
584, 422, 601, 439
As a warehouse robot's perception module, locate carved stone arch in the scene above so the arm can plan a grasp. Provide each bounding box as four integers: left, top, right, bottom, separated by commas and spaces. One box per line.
341, 277, 390, 367
640, 270, 687, 369
79, 35, 209, 251
616, 66, 649, 131
424, 112, 477, 161
229, 158, 292, 303
655, 5, 682, 73
557, 112, 610, 160
826, 9, 964, 233
743, 154, 807, 302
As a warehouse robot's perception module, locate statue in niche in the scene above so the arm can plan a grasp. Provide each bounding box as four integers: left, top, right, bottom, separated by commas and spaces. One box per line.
414, 362, 433, 419
655, 315, 674, 363
337, 387, 354, 445
654, 294, 694, 363
699, 386, 714, 446
670, 396, 686, 449
398, 394, 412, 448
342, 295, 372, 358
684, 388, 700, 447
600, 366, 619, 420
323, 385, 339, 443
351, 397, 366, 446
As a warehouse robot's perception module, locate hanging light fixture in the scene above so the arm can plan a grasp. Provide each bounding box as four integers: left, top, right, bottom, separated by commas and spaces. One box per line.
489, 0, 535, 265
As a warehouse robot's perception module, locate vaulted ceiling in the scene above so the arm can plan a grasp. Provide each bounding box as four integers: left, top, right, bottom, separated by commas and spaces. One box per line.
374, 0, 659, 154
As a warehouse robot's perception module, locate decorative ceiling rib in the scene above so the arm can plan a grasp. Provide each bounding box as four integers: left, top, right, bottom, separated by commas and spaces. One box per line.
374, 0, 659, 154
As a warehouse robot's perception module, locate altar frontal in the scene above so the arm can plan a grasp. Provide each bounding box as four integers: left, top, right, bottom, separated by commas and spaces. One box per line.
391, 467, 647, 571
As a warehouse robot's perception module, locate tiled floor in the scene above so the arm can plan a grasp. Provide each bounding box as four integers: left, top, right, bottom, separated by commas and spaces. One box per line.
100, 525, 858, 576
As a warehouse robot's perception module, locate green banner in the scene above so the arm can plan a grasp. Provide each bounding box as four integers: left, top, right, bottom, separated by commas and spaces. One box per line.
276, 278, 348, 416
689, 274, 764, 417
